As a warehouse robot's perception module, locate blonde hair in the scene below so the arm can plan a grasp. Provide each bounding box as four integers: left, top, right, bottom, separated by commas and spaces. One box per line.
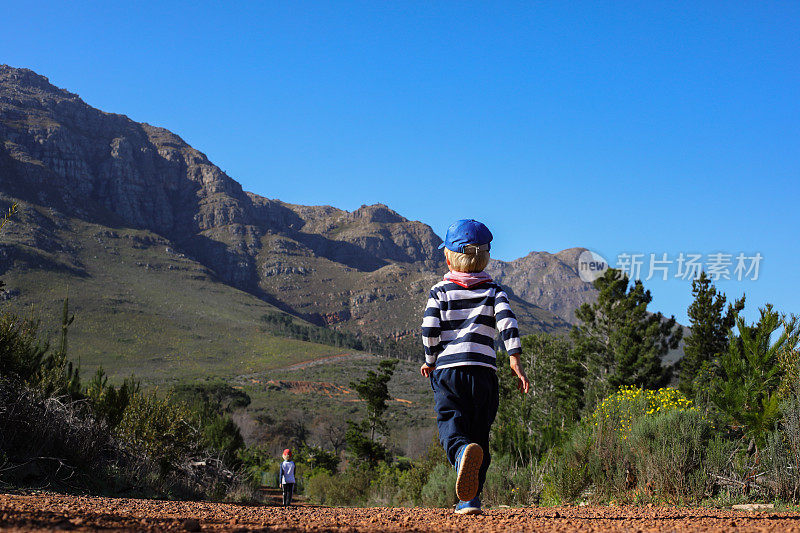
445, 247, 490, 273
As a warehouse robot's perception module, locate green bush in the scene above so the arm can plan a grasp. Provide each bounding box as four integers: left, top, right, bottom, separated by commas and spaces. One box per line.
0, 300, 244, 499
202, 413, 245, 464
170, 381, 251, 412
300, 443, 340, 475
369, 462, 403, 506
305, 466, 372, 506
483, 454, 547, 506
116, 390, 200, 473
542, 387, 714, 504
305, 471, 336, 504
628, 408, 711, 500
765, 377, 800, 502
420, 463, 456, 508
542, 424, 592, 504
0, 312, 47, 383
579, 386, 706, 501
582, 409, 630, 500
393, 440, 448, 506
237, 445, 281, 488
86, 368, 139, 429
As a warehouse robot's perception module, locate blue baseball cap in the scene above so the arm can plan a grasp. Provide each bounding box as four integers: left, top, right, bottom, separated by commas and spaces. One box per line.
439, 219, 493, 253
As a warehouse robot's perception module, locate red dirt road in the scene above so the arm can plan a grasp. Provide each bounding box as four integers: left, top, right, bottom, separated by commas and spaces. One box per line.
2, 492, 800, 532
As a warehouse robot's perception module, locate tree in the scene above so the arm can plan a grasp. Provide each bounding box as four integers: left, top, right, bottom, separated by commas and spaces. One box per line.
711, 305, 799, 446
201, 412, 246, 464
346, 358, 399, 464
0, 202, 17, 294
493, 334, 583, 466
314, 417, 347, 453
86, 368, 140, 429
679, 271, 745, 397
0, 312, 48, 381
351, 358, 399, 441
36, 298, 81, 398
300, 442, 340, 474
571, 268, 683, 410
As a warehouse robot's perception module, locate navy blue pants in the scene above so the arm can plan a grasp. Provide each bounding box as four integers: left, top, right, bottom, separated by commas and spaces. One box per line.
431, 366, 499, 496
282, 483, 294, 506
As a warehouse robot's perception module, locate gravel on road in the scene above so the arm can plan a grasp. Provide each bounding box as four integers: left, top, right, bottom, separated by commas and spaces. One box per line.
2, 492, 800, 532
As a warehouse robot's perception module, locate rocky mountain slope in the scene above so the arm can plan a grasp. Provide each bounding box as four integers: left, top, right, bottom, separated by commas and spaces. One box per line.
489, 248, 598, 324
0, 65, 597, 358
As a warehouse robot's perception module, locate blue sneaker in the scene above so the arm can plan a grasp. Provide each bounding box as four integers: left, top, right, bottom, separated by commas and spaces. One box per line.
455, 497, 482, 515
454, 443, 483, 502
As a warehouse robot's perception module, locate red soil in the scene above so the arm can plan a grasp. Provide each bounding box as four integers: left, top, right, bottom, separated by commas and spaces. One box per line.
2, 492, 800, 532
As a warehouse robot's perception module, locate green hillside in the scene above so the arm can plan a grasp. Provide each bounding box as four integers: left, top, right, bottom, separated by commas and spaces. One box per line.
233, 354, 436, 454
0, 204, 350, 384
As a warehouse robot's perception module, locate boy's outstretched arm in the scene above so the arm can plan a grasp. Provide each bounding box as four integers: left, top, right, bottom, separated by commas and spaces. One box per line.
496, 288, 529, 394
509, 355, 530, 394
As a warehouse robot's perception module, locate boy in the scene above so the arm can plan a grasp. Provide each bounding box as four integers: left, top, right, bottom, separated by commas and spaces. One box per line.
420, 219, 529, 515
279, 448, 296, 507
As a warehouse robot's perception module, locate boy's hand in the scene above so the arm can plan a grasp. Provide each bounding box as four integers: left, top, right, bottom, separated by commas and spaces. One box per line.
420, 363, 435, 377
509, 355, 530, 394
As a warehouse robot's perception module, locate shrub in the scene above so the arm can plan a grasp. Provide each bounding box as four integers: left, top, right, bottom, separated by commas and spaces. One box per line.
301, 443, 340, 475
0, 302, 241, 499
483, 453, 548, 506
86, 368, 139, 429
543, 424, 592, 504
0, 378, 109, 487
237, 445, 281, 488
305, 471, 337, 505
543, 386, 709, 504
115, 390, 201, 474
587, 415, 628, 498
765, 377, 800, 501
305, 466, 372, 506
170, 381, 251, 412
591, 386, 696, 439
0, 312, 47, 383
394, 439, 448, 506
202, 413, 245, 465
369, 462, 403, 506
591, 387, 706, 501
628, 408, 711, 500
420, 463, 456, 508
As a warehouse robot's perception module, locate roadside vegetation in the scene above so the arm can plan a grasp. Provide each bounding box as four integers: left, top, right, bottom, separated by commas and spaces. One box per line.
0, 297, 249, 499
2, 202, 799, 508
287, 268, 800, 509
490, 269, 800, 507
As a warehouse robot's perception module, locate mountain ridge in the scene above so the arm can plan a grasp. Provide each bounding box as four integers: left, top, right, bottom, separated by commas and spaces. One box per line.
0, 65, 596, 352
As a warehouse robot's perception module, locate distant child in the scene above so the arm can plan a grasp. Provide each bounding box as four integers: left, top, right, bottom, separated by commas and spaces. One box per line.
420, 219, 529, 515
279, 448, 296, 507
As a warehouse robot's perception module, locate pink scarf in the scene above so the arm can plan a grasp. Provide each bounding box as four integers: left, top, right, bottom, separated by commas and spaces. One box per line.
444, 270, 493, 288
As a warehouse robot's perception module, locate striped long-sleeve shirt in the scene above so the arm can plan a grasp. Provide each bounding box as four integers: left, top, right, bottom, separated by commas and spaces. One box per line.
421, 271, 522, 370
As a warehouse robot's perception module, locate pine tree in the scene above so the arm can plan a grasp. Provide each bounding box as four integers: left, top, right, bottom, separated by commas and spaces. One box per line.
346, 358, 399, 464
493, 334, 583, 465
0, 203, 17, 293
37, 297, 81, 397
571, 268, 683, 410
679, 271, 745, 397
711, 305, 799, 445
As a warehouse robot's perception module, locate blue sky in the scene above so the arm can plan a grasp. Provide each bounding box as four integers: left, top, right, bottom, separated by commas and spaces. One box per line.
3, 1, 798, 325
